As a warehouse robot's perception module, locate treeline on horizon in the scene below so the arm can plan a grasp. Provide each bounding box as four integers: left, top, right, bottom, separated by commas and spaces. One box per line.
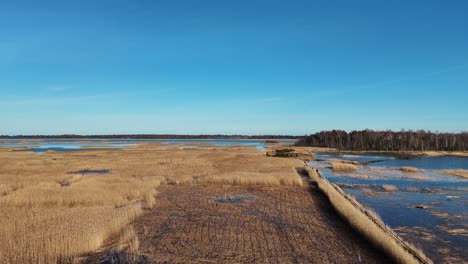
295, 130, 468, 151
0, 134, 300, 139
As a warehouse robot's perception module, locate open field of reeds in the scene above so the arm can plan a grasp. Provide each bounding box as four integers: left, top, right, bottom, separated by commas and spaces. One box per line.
1, 142, 443, 263
0, 144, 304, 263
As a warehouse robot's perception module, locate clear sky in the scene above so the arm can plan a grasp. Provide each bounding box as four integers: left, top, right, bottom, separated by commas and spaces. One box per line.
1, 1, 467, 135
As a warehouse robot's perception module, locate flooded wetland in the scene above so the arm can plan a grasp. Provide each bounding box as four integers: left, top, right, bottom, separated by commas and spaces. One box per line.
311, 152, 467, 263
0, 138, 466, 263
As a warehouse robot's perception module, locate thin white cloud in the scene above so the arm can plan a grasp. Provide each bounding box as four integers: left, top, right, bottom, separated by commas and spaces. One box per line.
0, 95, 104, 106
45, 85, 71, 92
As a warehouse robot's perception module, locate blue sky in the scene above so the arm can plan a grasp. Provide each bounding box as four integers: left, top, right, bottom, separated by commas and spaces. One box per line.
1, 0, 467, 135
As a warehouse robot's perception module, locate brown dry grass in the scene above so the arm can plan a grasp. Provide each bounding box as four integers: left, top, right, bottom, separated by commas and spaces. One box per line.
382, 184, 398, 192
400, 166, 419, 173
331, 162, 358, 171
305, 167, 432, 264
438, 169, 468, 179
144, 190, 157, 209
0, 205, 142, 263
0, 144, 303, 263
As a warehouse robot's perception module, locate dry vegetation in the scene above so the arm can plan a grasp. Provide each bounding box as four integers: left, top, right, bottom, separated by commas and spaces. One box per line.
331, 162, 358, 172
328, 158, 360, 165
266, 147, 315, 161
381, 184, 398, 192
0, 144, 303, 263
305, 167, 432, 264
438, 169, 468, 179
400, 166, 419, 173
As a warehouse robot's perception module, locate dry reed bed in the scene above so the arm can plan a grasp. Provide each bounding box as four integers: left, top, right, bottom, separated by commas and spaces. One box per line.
0, 205, 142, 263
328, 158, 360, 165
437, 169, 468, 179
381, 184, 398, 192
331, 162, 358, 171
0, 145, 303, 263
305, 167, 432, 264
400, 166, 419, 173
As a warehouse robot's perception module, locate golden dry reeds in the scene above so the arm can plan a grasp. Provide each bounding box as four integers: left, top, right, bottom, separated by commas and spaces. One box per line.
331, 162, 358, 172
305, 167, 432, 264
0, 204, 142, 264
117, 225, 140, 254
382, 184, 398, 192
144, 191, 157, 209
0, 144, 303, 263
328, 158, 360, 165
400, 166, 418, 173
438, 169, 468, 179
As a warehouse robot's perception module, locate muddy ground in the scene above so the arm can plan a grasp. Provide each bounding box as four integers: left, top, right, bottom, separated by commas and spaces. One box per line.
122, 182, 390, 263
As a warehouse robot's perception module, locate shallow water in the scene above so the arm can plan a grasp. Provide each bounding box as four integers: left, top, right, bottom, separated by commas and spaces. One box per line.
311, 153, 468, 263
0, 138, 294, 152
317, 152, 468, 170
13, 147, 126, 154
68, 169, 111, 175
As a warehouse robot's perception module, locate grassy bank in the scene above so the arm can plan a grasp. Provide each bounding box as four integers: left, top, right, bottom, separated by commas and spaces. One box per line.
305, 167, 432, 264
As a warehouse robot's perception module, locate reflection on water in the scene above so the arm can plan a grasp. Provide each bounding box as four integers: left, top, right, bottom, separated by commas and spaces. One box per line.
312, 153, 468, 263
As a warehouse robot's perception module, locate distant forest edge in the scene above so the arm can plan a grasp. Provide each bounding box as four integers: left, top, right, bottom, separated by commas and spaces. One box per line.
295, 130, 468, 151
0, 134, 300, 140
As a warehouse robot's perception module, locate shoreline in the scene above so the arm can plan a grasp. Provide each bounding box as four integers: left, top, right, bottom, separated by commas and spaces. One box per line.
305, 165, 432, 264
290, 146, 468, 158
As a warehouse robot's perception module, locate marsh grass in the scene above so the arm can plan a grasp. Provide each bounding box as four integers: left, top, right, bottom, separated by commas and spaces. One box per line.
0, 144, 302, 263
117, 226, 139, 254
144, 190, 157, 209
0, 183, 23, 196
382, 184, 398, 192
0, 205, 142, 263
400, 166, 418, 173
328, 158, 360, 165
331, 162, 358, 171
438, 169, 468, 179
305, 167, 432, 264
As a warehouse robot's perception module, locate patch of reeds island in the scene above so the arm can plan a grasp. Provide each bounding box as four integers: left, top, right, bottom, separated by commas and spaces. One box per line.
438, 169, 468, 179
400, 166, 419, 173
381, 184, 398, 192
266, 148, 297, 157
331, 162, 358, 172
0, 144, 303, 263
266, 147, 315, 161
328, 158, 360, 165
